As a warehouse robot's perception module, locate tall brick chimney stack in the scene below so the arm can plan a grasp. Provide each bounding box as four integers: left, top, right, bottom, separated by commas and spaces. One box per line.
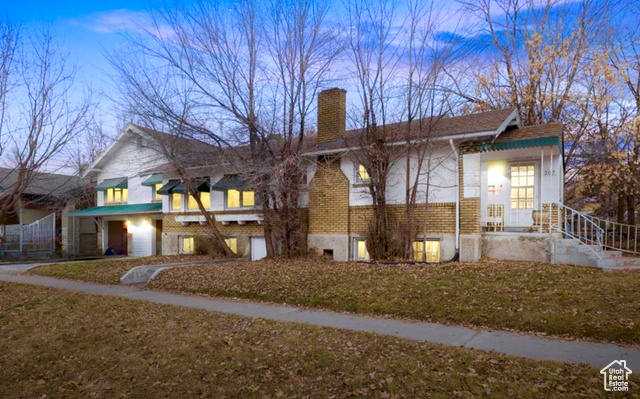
317, 88, 346, 144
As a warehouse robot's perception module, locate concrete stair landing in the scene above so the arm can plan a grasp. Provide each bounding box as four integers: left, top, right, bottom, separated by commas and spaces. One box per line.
552, 238, 640, 271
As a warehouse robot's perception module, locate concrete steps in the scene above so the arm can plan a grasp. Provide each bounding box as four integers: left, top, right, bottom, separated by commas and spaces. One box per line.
552, 237, 640, 271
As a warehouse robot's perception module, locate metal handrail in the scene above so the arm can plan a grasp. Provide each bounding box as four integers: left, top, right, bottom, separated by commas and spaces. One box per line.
549, 202, 604, 259
586, 216, 640, 255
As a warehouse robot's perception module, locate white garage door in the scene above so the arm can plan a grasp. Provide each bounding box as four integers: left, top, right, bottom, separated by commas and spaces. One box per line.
251, 237, 267, 261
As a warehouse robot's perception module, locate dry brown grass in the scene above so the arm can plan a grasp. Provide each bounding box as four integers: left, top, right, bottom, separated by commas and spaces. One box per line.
148, 257, 640, 345
27, 255, 218, 284
0, 281, 633, 398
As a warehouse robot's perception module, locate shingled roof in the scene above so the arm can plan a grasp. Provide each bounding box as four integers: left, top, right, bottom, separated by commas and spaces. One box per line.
0, 168, 86, 198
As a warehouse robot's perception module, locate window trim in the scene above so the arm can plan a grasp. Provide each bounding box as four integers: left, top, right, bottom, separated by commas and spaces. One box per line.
225, 189, 256, 210
170, 193, 183, 212
151, 183, 163, 202
412, 239, 441, 263
355, 163, 371, 183
105, 187, 128, 205
510, 164, 536, 210
353, 237, 370, 261
179, 236, 194, 254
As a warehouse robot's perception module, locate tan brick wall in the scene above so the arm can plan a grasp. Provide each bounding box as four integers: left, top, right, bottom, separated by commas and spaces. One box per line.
348, 203, 456, 236
317, 89, 346, 144
308, 157, 350, 234
458, 156, 481, 233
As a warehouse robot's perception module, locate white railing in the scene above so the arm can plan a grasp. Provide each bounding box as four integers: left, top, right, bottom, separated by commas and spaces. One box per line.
587, 216, 640, 255
549, 202, 604, 259
21, 213, 56, 252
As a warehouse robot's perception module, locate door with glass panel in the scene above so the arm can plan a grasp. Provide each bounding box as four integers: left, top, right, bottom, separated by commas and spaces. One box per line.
507, 164, 536, 227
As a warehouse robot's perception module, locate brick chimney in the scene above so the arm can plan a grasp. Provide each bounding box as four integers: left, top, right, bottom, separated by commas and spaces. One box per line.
317, 88, 346, 144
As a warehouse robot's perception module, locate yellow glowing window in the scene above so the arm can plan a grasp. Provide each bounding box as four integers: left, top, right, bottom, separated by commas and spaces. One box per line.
413, 240, 440, 262
510, 165, 535, 209
355, 238, 370, 260
224, 237, 237, 254
357, 164, 370, 182
172, 193, 182, 210
152, 183, 163, 201
105, 188, 128, 204
226, 189, 255, 208
181, 236, 194, 253
187, 192, 211, 210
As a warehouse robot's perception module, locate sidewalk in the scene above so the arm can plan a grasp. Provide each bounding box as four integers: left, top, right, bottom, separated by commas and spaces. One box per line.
0, 272, 638, 369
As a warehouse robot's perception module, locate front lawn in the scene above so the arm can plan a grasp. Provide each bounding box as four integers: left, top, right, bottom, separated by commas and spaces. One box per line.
149, 258, 640, 345
0, 282, 628, 398
27, 255, 217, 284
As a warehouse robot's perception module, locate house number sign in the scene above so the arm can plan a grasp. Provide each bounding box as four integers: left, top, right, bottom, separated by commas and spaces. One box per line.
543, 170, 557, 177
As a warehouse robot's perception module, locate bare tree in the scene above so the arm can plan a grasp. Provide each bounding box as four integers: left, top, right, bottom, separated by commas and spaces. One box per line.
110, 0, 338, 257
0, 20, 92, 222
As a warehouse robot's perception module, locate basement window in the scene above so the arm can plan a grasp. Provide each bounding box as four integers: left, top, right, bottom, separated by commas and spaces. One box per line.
412, 240, 440, 263
224, 237, 238, 254
354, 238, 370, 261
180, 236, 194, 254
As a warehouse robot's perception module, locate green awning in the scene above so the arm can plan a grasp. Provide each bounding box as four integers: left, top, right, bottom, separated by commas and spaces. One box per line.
70, 203, 162, 217
475, 136, 560, 152
172, 179, 211, 194
211, 175, 250, 191
95, 178, 128, 191
141, 174, 163, 186
157, 180, 180, 195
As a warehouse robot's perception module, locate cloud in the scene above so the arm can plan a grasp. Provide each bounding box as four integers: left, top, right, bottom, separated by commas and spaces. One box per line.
71, 9, 150, 34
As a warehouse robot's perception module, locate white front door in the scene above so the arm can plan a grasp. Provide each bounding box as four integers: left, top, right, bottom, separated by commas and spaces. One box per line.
506, 164, 536, 227
251, 237, 267, 261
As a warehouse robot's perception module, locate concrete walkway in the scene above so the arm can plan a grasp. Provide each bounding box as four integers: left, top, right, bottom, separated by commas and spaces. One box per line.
0, 272, 638, 370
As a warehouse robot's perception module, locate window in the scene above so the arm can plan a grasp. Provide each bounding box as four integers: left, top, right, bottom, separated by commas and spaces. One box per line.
152, 183, 163, 201
105, 188, 128, 204
413, 240, 440, 263
224, 237, 238, 254
510, 165, 535, 209
171, 193, 182, 211
354, 238, 370, 260
180, 236, 194, 253
226, 189, 256, 209
356, 163, 370, 182
187, 192, 211, 211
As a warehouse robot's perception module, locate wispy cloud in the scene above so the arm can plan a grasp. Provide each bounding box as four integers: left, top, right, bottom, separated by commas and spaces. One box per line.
70, 9, 149, 34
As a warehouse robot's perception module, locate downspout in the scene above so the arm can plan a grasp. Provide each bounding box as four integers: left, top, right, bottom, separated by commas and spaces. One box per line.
449, 139, 460, 254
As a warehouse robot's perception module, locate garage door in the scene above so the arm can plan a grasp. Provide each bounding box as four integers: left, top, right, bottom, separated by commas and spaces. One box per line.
251, 237, 267, 261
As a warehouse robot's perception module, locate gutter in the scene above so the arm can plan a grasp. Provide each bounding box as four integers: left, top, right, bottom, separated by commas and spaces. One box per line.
449, 139, 460, 253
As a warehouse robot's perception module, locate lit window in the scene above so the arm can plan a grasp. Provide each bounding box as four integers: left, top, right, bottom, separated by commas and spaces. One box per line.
180, 236, 194, 253
224, 237, 237, 254
152, 183, 163, 201
187, 192, 211, 210
510, 165, 535, 209
356, 164, 370, 182
226, 189, 255, 208
172, 193, 182, 211
355, 238, 370, 260
105, 188, 128, 204
413, 240, 440, 262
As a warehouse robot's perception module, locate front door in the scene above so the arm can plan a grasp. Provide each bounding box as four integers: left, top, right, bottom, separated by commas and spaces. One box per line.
155, 220, 163, 256
507, 164, 536, 227
107, 220, 128, 255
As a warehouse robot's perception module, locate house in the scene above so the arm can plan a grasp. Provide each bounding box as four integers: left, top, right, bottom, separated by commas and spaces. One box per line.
304, 88, 563, 263
0, 168, 87, 256
69, 88, 597, 264
70, 124, 267, 259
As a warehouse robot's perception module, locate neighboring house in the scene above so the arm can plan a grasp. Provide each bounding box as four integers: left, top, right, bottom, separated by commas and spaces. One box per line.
73, 88, 628, 266
72, 124, 267, 259
0, 168, 87, 257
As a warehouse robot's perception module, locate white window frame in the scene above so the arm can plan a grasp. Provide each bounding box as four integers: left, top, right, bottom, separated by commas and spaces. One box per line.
353, 237, 370, 261
225, 189, 256, 210
170, 193, 184, 212
151, 183, 163, 202
179, 236, 194, 254
355, 163, 371, 183
510, 164, 536, 210
412, 239, 441, 263
105, 187, 128, 205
